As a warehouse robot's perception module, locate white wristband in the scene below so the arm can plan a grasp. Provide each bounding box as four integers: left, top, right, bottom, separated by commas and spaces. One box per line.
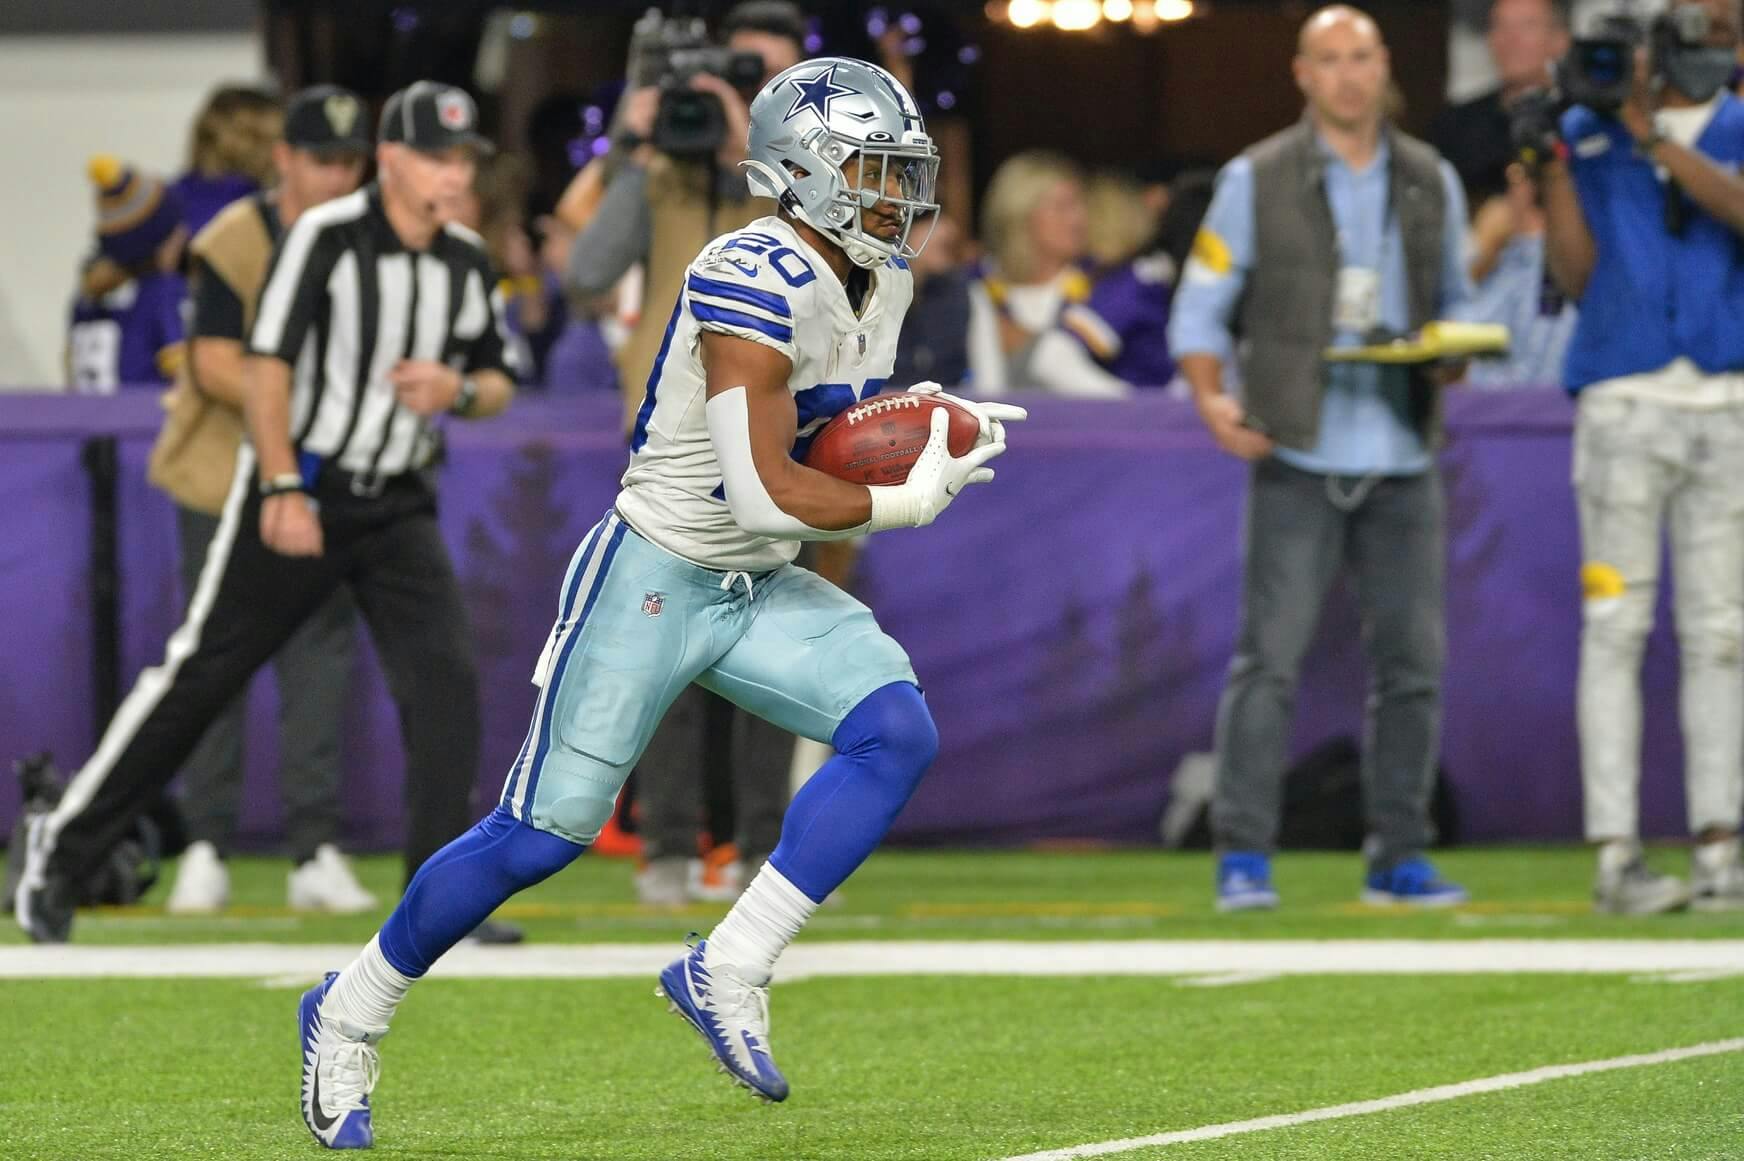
866, 482, 927, 531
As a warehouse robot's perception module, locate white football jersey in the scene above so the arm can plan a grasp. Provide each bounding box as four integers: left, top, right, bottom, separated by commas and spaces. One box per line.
616, 215, 914, 571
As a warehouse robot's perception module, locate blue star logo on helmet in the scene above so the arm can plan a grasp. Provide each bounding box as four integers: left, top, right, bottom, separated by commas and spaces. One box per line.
782, 63, 858, 124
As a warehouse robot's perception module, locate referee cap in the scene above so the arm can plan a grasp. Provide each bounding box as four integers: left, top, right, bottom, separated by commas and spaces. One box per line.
380, 81, 493, 155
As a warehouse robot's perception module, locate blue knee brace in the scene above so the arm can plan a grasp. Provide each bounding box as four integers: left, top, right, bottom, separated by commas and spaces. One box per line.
768, 681, 939, 902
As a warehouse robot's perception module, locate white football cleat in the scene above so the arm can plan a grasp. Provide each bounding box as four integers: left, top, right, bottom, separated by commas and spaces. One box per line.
657, 940, 789, 1102
165, 840, 229, 914
299, 972, 383, 1149
289, 845, 378, 914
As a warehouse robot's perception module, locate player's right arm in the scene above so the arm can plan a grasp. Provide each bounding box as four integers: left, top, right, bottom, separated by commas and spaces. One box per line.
702, 331, 1003, 536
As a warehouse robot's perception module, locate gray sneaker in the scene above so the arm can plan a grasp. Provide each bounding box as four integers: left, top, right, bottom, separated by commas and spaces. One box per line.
1691, 841, 1744, 912
1594, 858, 1690, 915
635, 856, 691, 907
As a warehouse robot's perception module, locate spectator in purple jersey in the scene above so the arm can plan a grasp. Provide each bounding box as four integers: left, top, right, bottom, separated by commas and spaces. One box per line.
66, 155, 189, 393
1056, 170, 1218, 392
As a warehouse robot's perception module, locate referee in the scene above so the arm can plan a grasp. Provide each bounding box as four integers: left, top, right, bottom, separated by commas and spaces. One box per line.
17, 81, 517, 944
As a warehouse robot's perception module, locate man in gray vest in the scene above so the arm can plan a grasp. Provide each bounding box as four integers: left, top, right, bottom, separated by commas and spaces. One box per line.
1168, 5, 1473, 911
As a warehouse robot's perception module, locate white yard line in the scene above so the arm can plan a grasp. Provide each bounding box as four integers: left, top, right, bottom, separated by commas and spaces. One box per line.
994, 1038, 1744, 1161
0, 939, 1742, 980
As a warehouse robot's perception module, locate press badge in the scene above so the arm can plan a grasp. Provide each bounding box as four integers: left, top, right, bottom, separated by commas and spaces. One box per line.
1333, 267, 1382, 333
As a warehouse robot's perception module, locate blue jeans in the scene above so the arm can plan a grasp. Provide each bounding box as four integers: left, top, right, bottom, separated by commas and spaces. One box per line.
1211, 459, 1445, 870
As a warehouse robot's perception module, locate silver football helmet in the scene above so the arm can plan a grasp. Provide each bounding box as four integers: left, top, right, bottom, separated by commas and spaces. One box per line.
744, 56, 940, 269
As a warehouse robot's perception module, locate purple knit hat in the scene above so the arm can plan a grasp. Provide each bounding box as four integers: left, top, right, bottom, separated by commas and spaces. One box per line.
89, 155, 185, 267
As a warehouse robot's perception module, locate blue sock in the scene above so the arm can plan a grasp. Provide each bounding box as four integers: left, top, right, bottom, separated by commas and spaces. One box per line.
767, 681, 938, 903
377, 805, 583, 977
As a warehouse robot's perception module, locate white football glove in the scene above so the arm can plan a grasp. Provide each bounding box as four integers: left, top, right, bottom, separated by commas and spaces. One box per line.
866, 408, 1006, 530
907, 381, 1028, 448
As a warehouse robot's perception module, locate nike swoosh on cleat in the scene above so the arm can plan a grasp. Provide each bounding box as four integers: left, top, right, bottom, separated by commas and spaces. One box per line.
308, 1050, 339, 1134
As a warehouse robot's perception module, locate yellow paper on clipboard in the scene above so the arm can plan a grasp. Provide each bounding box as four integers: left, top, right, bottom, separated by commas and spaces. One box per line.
1323, 321, 1511, 365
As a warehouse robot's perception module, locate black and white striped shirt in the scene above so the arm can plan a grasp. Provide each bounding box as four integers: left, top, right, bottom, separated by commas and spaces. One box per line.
248, 185, 513, 477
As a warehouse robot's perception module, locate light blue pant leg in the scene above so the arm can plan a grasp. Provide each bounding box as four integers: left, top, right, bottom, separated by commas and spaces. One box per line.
502, 515, 732, 844
697, 563, 918, 742
698, 564, 929, 901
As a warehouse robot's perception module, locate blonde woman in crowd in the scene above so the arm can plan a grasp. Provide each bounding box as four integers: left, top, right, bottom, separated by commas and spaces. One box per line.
968, 150, 1128, 397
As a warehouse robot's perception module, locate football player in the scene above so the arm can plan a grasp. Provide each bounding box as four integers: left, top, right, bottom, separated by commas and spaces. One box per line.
296, 56, 1024, 1147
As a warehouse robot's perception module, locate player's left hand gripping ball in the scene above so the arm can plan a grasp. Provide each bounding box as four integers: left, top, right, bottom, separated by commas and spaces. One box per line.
906, 381, 1027, 447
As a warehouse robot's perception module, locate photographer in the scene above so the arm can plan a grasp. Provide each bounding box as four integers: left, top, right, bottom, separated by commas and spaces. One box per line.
1533, 0, 1744, 912
561, 1, 804, 429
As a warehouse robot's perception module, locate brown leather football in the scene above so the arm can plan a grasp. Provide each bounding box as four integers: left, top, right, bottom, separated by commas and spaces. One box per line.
803, 393, 981, 486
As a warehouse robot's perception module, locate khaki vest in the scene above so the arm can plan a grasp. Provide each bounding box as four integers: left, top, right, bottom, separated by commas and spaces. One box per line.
615, 156, 771, 436
1234, 120, 1448, 451
148, 197, 275, 513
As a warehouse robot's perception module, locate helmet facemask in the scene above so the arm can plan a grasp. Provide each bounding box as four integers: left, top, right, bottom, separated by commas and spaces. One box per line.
759, 128, 940, 269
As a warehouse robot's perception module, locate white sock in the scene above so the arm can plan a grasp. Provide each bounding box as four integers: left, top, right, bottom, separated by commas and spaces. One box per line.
320, 935, 413, 1034
704, 864, 818, 987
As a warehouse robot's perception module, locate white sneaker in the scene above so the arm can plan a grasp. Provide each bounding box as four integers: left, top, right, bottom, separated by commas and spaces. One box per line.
166, 840, 229, 914
288, 845, 378, 914
1692, 838, 1744, 912
636, 857, 691, 907
688, 855, 745, 903
1593, 843, 1689, 915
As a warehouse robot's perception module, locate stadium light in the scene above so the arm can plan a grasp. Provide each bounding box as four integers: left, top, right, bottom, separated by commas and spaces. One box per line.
1008, 0, 1049, 28
1157, 0, 1195, 21
1052, 0, 1101, 29
1103, 0, 1134, 20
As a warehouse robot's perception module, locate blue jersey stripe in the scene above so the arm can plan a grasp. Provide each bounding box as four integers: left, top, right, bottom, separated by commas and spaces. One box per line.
519, 519, 629, 820
690, 300, 795, 344
686, 272, 792, 318
629, 299, 685, 453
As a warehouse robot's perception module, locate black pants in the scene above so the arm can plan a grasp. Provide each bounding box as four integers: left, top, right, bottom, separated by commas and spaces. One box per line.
41, 455, 480, 888
174, 505, 357, 864
636, 685, 792, 869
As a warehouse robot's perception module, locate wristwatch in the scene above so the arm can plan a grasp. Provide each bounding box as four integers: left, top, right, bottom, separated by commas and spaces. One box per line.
259, 472, 307, 498
450, 375, 480, 417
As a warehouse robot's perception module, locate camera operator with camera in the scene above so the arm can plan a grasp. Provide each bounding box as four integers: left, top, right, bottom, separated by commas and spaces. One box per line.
1524, 0, 1744, 914
561, 2, 805, 432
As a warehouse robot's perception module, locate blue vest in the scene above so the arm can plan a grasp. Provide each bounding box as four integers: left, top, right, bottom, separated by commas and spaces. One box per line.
1561, 95, 1744, 392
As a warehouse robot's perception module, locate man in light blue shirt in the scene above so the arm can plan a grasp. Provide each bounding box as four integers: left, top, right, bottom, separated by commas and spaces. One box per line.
1166, 4, 1472, 912
1169, 112, 1473, 473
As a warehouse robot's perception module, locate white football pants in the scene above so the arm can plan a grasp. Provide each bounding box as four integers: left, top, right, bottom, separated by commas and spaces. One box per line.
1575, 390, 1744, 840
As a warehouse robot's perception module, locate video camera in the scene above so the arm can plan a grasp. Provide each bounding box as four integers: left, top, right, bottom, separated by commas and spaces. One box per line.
1510, 4, 1737, 168
627, 8, 766, 157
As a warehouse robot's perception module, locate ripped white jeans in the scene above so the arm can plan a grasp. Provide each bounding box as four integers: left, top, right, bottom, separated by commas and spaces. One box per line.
1575, 390, 1744, 840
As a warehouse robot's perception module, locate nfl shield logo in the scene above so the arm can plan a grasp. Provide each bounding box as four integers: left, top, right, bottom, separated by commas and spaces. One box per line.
436, 90, 474, 130
641, 591, 665, 618
856, 333, 867, 356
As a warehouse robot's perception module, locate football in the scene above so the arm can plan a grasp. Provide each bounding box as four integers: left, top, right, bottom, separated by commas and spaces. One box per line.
803, 392, 981, 486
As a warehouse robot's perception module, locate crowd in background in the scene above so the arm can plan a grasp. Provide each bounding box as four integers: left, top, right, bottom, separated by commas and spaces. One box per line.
63, 0, 1600, 409
44, 0, 1744, 918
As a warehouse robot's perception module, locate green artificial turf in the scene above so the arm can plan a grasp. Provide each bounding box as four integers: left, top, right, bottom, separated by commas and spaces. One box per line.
0, 974, 1738, 1160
